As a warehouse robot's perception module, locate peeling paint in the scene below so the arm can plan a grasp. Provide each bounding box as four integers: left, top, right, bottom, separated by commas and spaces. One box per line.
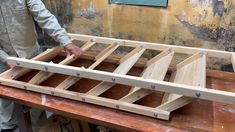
79, 1, 102, 19
40, 0, 235, 69
211, 0, 227, 16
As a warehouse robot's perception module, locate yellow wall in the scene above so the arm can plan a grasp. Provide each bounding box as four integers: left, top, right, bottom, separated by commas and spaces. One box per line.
44, 0, 235, 51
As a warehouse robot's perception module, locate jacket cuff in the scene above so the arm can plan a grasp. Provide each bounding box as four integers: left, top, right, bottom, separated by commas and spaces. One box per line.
0, 50, 9, 63
59, 36, 72, 46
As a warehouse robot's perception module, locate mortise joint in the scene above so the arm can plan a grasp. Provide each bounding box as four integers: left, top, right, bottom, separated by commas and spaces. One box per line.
199, 51, 205, 57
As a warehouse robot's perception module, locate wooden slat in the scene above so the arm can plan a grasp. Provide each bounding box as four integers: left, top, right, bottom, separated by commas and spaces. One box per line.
156, 53, 206, 112
176, 51, 203, 69
1, 46, 63, 79
120, 46, 143, 63
56, 43, 119, 90
146, 48, 172, 66
120, 50, 174, 103
28, 41, 96, 85
87, 47, 146, 96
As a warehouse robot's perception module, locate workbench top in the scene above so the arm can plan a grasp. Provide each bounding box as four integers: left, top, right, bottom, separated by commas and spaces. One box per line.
0, 70, 235, 132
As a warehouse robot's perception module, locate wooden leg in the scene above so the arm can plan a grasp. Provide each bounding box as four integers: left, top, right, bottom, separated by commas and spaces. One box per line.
15, 103, 33, 132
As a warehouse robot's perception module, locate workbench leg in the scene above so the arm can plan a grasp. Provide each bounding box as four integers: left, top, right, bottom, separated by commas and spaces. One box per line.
15, 103, 33, 132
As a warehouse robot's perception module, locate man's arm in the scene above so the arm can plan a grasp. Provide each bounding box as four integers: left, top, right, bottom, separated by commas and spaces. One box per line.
0, 50, 9, 63
27, 0, 82, 57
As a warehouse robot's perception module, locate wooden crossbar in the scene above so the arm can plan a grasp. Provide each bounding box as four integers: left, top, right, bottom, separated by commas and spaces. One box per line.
56, 43, 120, 90
28, 41, 96, 85
2, 46, 63, 79
120, 49, 174, 103
157, 52, 206, 113
87, 47, 146, 96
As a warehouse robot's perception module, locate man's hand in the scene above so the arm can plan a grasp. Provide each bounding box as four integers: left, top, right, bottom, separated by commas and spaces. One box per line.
64, 43, 82, 58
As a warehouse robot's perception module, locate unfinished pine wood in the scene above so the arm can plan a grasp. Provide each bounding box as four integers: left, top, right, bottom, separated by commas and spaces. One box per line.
6, 56, 235, 104
0, 77, 170, 120
120, 49, 174, 103
86, 47, 146, 96
28, 41, 96, 85
68, 33, 232, 59
1, 46, 63, 79
156, 53, 206, 112
231, 53, 235, 72
3, 33, 235, 120
56, 43, 120, 90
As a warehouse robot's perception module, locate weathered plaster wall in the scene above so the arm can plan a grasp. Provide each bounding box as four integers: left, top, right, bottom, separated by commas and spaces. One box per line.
42, 0, 235, 68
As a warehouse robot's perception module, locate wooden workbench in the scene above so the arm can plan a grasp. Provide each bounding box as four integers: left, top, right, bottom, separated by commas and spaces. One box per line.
1, 57, 235, 132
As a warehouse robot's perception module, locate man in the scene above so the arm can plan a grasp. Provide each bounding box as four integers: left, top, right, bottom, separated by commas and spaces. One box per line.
0, 0, 82, 131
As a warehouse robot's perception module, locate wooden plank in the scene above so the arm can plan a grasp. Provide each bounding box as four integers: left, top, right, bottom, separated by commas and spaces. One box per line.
1, 46, 63, 79
6, 57, 235, 104
95, 43, 119, 61
28, 41, 96, 85
176, 51, 203, 70
0, 77, 170, 120
120, 46, 143, 63
91, 43, 119, 69
231, 53, 235, 72
120, 51, 174, 103
146, 48, 172, 66
68, 33, 232, 59
80, 41, 96, 51
56, 43, 119, 90
87, 47, 146, 95
156, 54, 206, 112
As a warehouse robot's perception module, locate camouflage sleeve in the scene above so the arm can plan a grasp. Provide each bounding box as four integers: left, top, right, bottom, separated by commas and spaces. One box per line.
0, 49, 9, 63
27, 0, 72, 45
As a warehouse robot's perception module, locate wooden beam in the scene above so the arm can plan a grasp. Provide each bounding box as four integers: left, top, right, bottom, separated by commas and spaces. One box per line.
120, 50, 174, 103
56, 43, 119, 90
176, 51, 203, 70
0, 77, 170, 120
28, 41, 96, 85
68, 33, 233, 59
87, 47, 146, 96
6, 57, 235, 104
231, 53, 235, 72
146, 48, 172, 66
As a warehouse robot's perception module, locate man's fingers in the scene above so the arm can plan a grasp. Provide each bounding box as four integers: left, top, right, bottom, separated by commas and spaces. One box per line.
66, 50, 71, 57
64, 43, 83, 58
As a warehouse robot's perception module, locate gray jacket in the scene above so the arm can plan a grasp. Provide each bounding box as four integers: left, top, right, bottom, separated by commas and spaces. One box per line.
0, 0, 71, 62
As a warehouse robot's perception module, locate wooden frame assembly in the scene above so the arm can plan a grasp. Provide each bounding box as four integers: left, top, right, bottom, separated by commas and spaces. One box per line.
1, 33, 235, 120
